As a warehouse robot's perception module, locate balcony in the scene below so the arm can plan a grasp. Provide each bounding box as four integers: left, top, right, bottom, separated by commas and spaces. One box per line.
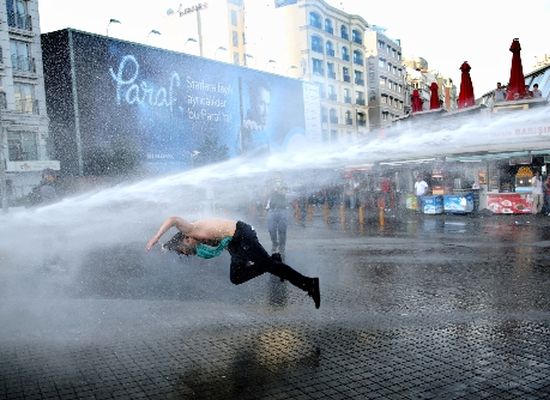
326, 49, 335, 57
355, 79, 364, 86
342, 54, 350, 62
344, 96, 351, 104
328, 71, 336, 79
356, 98, 365, 105
345, 118, 353, 125
357, 119, 366, 127
328, 94, 337, 101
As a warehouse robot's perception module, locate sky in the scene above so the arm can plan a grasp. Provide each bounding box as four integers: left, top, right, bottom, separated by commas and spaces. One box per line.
38, 0, 550, 95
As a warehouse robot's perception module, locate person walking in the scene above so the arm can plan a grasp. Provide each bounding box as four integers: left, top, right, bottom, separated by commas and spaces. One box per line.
531, 171, 544, 214
544, 175, 550, 215
266, 175, 289, 258
414, 175, 429, 212
146, 216, 321, 308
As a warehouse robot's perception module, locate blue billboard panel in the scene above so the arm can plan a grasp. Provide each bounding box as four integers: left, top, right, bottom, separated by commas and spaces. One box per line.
43, 30, 307, 175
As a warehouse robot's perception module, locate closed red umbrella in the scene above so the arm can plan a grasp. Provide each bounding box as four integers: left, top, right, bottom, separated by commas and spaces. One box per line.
429, 82, 440, 110
506, 38, 526, 100
411, 89, 423, 113
458, 61, 475, 108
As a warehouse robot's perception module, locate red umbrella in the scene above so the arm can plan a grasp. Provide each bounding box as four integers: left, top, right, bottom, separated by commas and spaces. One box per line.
429, 82, 440, 110
458, 61, 475, 108
411, 89, 423, 113
506, 38, 526, 100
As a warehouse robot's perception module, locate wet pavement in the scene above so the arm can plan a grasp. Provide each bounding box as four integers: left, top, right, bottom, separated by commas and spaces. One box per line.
1, 210, 550, 399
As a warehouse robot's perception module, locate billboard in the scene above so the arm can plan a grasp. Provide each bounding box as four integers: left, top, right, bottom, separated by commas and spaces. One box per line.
42, 30, 310, 175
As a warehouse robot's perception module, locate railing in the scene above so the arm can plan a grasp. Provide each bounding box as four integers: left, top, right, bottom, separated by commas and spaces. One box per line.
328, 94, 337, 101
343, 75, 350, 82
342, 54, 350, 62
328, 71, 336, 79
345, 118, 353, 125
357, 119, 366, 126
355, 79, 364, 86
356, 98, 365, 105
326, 49, 335, 57
344, 96, 351, 104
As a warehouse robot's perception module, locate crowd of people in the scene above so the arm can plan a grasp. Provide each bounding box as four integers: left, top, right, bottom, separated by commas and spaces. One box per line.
494, 81, 543, 103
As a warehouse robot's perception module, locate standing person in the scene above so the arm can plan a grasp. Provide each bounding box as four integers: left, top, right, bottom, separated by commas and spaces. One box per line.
531, 171, 544, 214
146, 216, 320, 308
266, 175, 289, 258
543, 175, 550, 216
28, 168, 60, 206
532, 83, 542, 98
414, 175, 429, 212
494, 82, 506, 103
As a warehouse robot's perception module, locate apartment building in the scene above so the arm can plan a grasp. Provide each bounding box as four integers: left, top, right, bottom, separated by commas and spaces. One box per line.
245, 0, 407, 142
0, 0, 52, 203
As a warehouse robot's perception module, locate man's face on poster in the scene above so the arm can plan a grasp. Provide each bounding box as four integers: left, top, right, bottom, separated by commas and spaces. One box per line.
251, 86, 271, 126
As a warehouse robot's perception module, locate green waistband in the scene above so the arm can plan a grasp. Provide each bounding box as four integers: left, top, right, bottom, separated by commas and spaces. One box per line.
195, 236, 233, 259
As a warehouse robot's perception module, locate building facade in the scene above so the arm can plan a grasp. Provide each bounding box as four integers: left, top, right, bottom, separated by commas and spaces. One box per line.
245, 0, 407, 142
0, 0, 52, 204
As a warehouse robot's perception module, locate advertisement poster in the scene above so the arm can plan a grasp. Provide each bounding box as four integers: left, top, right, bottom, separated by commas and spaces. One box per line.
44, 30, 309, 175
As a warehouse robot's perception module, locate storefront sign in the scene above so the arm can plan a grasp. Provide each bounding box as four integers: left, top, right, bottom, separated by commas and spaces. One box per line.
6, 160, 60, 172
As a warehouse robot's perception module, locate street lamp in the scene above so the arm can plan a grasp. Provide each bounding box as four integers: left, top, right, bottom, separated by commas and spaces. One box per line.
184, 37, 198, 54
167, 3, 208, 57
106, 18, 121, 36
215, 46, 227, 61
147, 29, 161, 43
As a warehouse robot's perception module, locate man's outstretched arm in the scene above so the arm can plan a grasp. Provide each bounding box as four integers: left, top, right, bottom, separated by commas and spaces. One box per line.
146, 216, 194, 251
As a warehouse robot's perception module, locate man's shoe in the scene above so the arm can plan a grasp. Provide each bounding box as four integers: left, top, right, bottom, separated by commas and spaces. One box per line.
271, 253, 283, 263
309, 278, 320, 309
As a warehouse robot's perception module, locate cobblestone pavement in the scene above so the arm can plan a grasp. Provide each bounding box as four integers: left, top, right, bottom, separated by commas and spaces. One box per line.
1, 211, 549, 399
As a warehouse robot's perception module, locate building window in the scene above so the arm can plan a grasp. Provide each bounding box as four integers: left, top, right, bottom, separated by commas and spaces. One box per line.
326, 40, 335, 57
233, 52, 240, 64
344, 88, 351, 103
352, 49, 363, 65
327, 62, 336, 79
14, 82, 37, 114
312, 58, 324, 76
378, 58, 385, 69
342, 66, 350, 82
6, 0, 31, 30
340, 24, 349, 40
230, 10, 238, 26
10, 40, 35, 73
329, 109, 338, 124
321, 107, 328, 122
309, 12, 322, 29
345, 110, 352, 125
356, 91, 365, 105
311, 35, 323, 53
379, 77, 387, 87
354, 70, 364, 86
8, 131, 37, 161
351, 29, 362, 44
330, 129, 337, 141
341, 46, 350, 62
378, 40, 384, 49
328, 84, 336, 101
324, 18, 333, 34
232, 31, 239, 47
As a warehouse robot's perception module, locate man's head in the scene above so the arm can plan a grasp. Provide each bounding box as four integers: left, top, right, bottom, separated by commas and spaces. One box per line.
162, 232, 198, 256
248, 80, 271, 125
42, 168, 57, 182
534, 83, 539, 89
497, 82, 502, 88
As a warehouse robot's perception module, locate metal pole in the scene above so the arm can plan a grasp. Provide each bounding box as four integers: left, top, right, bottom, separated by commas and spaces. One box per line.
196, 10, 203, 57
0, 116, 8, 212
